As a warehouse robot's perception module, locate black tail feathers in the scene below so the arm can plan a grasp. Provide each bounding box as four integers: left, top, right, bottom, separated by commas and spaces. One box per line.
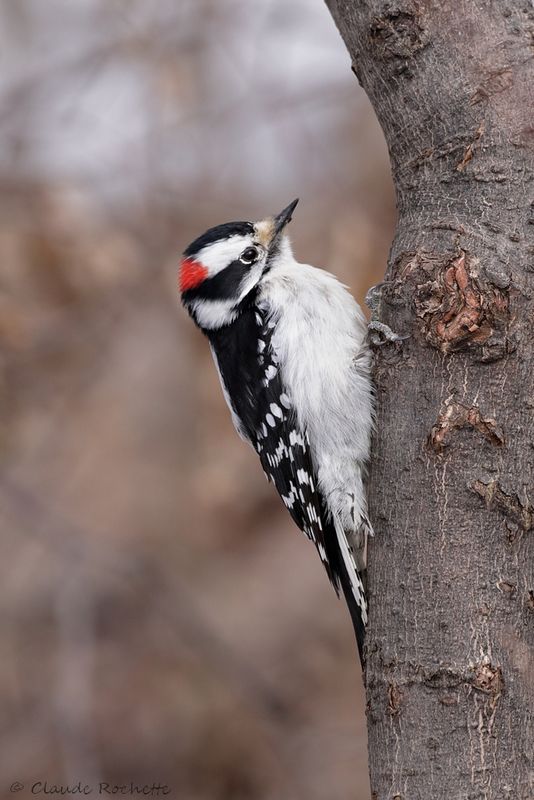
338, 561, 366, 667
320, 512, 368, 668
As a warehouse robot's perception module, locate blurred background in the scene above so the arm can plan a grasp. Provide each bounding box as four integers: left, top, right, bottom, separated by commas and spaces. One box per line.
0, 1, 395, 798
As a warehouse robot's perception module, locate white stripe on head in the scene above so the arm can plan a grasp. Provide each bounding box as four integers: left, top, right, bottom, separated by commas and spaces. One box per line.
189, 298, 238, 329
196, 235, 253, 278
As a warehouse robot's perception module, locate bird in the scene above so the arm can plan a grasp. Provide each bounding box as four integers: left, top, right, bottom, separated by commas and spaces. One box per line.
179, 199, 374, 663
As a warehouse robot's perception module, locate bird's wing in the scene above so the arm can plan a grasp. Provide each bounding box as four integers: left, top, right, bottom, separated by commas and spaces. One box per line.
252, 317, 341, 589
208, 305, 367, 656
254, 315, 368, 631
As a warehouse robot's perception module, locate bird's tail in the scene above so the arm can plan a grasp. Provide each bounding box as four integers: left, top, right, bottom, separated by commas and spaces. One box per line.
337, 554, 367, 666
323, 516, 368, 667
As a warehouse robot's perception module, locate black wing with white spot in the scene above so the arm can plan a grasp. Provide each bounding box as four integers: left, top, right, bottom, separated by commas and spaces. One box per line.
252, 310, 339, 588
206, 303, 366, 659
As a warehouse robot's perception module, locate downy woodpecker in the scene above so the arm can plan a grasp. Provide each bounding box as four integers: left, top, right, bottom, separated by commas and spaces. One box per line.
179, 200, 374, 662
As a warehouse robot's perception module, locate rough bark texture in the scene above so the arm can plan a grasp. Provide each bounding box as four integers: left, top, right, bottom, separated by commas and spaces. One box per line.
325, 2, 534, 798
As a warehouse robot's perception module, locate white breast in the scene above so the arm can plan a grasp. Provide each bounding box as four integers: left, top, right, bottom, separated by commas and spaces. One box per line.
258, 244, 374, 535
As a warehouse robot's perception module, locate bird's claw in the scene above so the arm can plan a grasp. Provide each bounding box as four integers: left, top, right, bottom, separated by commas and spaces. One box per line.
368, 320, 410, 347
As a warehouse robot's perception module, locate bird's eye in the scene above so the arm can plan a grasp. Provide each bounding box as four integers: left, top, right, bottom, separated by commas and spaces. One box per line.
240, 246, 259, 265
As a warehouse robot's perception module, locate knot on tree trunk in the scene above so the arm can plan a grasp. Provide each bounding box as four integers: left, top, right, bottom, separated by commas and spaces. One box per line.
385, 249, 511, 359
428, 400, 504, 453
369, 2, 429, 64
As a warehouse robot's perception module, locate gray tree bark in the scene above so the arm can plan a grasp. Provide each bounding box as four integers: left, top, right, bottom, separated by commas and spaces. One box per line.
325, 2, 534, 798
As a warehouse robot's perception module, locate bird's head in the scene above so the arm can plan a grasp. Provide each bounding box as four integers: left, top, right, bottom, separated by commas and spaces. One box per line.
179, 199, 298, 330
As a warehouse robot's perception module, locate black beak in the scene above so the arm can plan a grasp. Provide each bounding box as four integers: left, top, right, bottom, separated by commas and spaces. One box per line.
273, 198, 299, 236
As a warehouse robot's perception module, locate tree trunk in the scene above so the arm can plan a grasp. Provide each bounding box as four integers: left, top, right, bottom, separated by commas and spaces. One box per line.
325, 2, 534, 797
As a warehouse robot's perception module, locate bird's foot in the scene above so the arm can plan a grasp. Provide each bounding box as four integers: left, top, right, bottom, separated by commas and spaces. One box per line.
368, 320, 410, 347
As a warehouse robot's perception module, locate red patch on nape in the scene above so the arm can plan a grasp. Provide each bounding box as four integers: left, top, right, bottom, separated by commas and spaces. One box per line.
179, 257, 208, 292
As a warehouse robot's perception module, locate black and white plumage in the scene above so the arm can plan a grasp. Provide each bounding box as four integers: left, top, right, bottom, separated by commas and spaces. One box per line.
180, 200, 374, 663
